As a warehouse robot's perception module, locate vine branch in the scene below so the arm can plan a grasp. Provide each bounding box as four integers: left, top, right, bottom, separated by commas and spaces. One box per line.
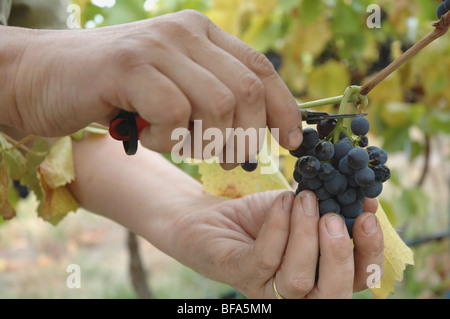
360, 10, 450, 96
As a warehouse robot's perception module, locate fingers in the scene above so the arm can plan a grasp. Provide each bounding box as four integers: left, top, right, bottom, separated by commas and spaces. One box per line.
122, 66, 191, 153
238, 191, 293, 292
206, 21, 303, 151
307, 213, 354, 299
270, 191, 319, 299
352, 213, 384, 291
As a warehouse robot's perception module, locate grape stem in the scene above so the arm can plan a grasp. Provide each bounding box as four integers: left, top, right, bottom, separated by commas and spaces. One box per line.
0, 133, 45, 156
298, 86, 367, 110
360, 10, 450, 96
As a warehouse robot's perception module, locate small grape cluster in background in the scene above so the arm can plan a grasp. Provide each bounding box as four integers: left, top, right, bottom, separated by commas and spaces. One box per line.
291, 116, 391, 238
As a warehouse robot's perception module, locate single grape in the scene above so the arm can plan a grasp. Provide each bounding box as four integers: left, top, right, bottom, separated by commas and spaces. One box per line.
290, 145, 308, 158
341, 200, 363, 219
302, 128, 320, 149
297, 156, 321, 178
347, 147, 370, 170
372, 164, 391, 183
355, 167, 375, 187
319, 198, 340, 216
437, 2, 448, 18
351, 116, 370, 136
317, 118, 337, 139
337, 187, 357, 206
314, 186, 332, 201
333, 137, 354, 161
338, 156, 354, 176
367, 146, 388, 165
296, 180, 308, 195
362, 181, 383, 198
319, 162, 336, 181
314, 141, 335, 161
303, 176, 323, 190
324, 172, 348, 195
241, 159, 258, 172
358, 135, 369, 148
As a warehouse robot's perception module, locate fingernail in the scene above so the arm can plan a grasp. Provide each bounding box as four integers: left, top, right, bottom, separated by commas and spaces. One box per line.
282, 192, 294, 211
288, 127, 302, 149
362, 214, 378, 236
301, 193, 317, 216
325, 215, 345, 238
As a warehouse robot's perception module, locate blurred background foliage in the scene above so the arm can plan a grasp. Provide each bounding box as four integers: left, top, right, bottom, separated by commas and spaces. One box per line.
1, 0, 448, 299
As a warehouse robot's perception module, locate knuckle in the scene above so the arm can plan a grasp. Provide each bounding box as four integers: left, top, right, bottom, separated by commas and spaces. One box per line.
181, 9, 209, 22
256, 254, 280, 276
109, 43, 141, 69
239, 74, 264, 105
285, 275, 315, 295
212, 89, 235, 118
162, 102, 191, 126
246, 49, 276, 77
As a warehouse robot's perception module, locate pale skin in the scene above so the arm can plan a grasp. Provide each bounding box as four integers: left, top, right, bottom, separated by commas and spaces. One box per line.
0, 9, 384, 298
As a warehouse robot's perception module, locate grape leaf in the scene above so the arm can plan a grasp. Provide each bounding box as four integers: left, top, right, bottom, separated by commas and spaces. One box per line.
36, 136, 78, 224
39, 136, 75, 188
198, 133, 290, 198
370, 203, 415, 299
20, 140, 50, 201
37, 170, 79, 225
0, 158, 16, 220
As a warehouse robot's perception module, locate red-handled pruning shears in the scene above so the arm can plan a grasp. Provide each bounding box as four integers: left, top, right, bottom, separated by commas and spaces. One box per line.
109, 110, 367, 155
109, 111, 150, 155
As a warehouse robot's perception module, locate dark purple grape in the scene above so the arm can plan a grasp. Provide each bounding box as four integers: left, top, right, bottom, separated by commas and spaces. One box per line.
301, 128, 320, 149
317, 119, 337, 139
362, 181, 383, 198
319, 198, 340, 216
347, 147, 370, 170
351, 117, 370, 136
355, 167, 375, 187
297, 156, 321, 178
333, 138, 354, 161
324, 172, 348, 195
241, 159, 258, 172
314, 141, 335, 161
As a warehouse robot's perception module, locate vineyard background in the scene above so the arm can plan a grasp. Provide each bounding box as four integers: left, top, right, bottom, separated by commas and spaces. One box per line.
1, 0, 449, 299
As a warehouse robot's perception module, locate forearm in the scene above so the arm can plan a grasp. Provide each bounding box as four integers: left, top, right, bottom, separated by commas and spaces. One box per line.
0, 25, 31, 128
68, 134, 221, 256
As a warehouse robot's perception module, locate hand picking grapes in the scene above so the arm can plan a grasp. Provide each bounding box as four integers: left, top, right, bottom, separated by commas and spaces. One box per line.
15, 0, 450, 300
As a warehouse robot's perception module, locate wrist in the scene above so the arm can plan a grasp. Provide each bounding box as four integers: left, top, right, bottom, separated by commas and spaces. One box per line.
0, 25, 34, 129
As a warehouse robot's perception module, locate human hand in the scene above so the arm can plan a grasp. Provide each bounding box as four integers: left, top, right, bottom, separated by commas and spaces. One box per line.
8, 10, 302, 163
171, 190, 383, 298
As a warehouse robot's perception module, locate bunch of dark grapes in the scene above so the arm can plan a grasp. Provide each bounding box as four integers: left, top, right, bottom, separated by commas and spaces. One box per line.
291, 116, 390, 238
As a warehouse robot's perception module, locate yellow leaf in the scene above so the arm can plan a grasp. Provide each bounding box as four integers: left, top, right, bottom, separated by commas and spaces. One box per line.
370, 203, 414, 299
307, 60, 351, 100
198, 132, 291, 198
38, 169, 79, 225
39, 136, 75, 188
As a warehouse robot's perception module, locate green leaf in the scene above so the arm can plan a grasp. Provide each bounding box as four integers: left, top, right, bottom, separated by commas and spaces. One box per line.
0, 133, 27, 180
20, 140, 50, 201
0, 158, 15, 220
300, 0, 323, 25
